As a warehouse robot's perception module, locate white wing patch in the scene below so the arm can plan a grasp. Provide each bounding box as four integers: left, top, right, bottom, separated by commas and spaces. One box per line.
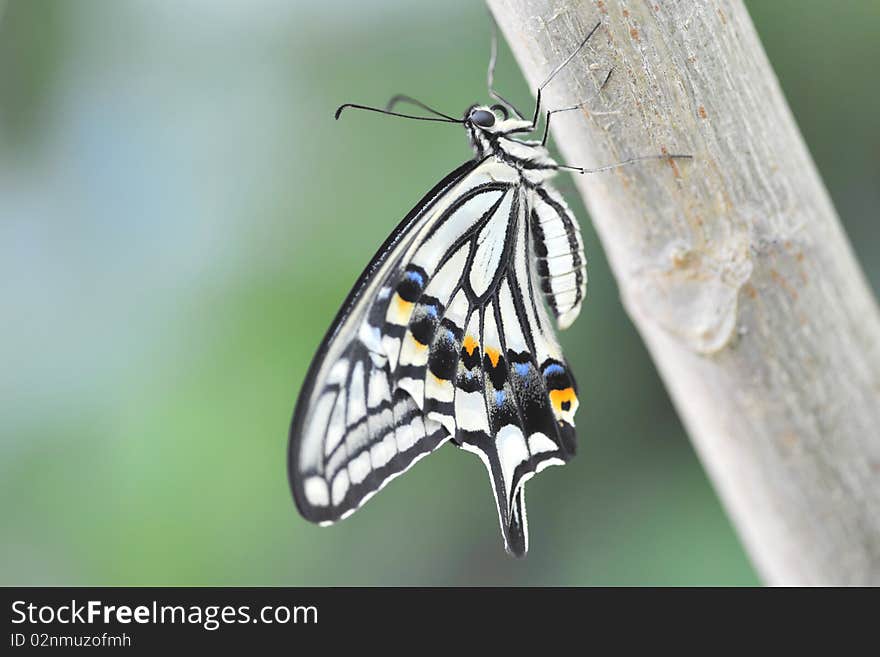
469, 191, 513, 297
412, 190, 503, 273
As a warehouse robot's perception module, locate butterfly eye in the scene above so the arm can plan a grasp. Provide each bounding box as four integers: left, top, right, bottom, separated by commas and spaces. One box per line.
470, 109, 496, 128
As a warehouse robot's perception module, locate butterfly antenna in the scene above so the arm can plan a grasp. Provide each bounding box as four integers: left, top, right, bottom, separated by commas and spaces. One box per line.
384, 95, 461, 122
335, 103, 463, 124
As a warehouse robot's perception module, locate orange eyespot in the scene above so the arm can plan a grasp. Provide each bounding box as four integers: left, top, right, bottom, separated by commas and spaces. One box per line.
463, 335, 479, 356
484, 346, 500, 368
549, 387, 577, 414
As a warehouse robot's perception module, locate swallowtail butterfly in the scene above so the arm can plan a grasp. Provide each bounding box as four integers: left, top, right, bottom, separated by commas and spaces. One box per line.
288, 21, 688, 556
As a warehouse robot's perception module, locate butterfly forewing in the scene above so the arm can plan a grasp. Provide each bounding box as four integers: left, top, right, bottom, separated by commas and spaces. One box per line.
289, 159, 480, 522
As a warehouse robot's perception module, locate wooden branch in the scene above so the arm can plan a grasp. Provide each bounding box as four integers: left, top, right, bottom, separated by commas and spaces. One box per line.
487, 0, 880, 585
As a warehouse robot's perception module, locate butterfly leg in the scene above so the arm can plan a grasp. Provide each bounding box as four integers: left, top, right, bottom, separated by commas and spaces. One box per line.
540, 68, 614, 145
487, 16, 526, 120
556, 153, 693, 174
503, 21, 603, 138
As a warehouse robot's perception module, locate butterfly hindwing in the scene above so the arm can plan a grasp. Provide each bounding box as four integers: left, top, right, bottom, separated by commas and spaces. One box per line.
450, 184, 578, 555
531, 184, 588, 329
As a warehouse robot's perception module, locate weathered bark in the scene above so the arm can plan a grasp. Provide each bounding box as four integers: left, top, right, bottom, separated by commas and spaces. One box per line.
487, 0, 880, 585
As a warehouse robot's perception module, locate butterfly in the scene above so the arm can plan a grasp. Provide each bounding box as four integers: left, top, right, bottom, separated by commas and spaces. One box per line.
288, 20, 688, 556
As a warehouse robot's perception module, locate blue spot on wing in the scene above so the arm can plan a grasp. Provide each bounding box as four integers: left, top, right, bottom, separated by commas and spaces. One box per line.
405, 270, 425, 288
543, 363, 565, 378
514, 362, 531, 378
494, 390, 506, 406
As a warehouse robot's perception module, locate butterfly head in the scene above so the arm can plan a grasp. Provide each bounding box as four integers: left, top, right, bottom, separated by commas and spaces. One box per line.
465, 105, 498, 128
463, 104, 512, 133
464, 103, 532, 158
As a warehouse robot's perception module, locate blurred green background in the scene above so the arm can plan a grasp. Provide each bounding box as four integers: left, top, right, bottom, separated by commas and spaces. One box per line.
1, 0, 877, 586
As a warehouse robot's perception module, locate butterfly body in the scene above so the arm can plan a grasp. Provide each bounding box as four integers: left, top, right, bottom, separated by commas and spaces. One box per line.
289, 100, 587, 557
